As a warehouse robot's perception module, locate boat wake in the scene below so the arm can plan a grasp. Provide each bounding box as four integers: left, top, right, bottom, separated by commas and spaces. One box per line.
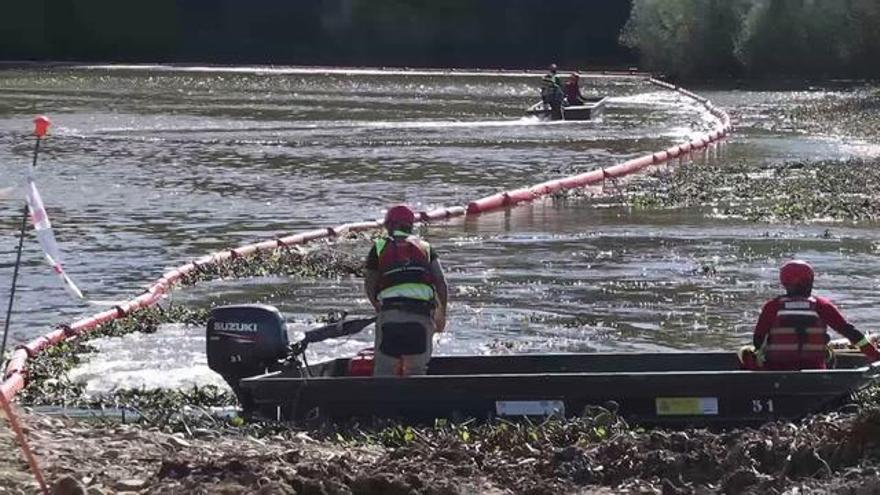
363, 117, 586, 129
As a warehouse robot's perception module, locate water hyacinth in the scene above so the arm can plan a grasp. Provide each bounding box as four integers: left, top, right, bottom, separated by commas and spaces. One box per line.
618, 158, 880, 223
780, 90, 880, 142
180, 241, 366, 286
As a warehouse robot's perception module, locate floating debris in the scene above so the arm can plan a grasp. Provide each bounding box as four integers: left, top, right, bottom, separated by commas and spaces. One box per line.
180, 240, 367, 286
779, 91, 880, 142
618, 158, 880, 223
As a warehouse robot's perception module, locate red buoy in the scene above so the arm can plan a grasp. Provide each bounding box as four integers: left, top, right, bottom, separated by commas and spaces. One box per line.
33, 115, 50, 138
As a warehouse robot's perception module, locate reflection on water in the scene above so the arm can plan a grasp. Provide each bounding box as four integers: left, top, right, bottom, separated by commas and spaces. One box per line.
1, 66, 879, 391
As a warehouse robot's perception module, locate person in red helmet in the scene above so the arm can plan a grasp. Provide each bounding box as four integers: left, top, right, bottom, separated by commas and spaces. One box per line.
739, 260, 880, 370
364, 204, 448, 376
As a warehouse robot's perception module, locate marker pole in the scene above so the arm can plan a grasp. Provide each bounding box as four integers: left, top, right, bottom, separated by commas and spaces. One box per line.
1, 116, 50, 361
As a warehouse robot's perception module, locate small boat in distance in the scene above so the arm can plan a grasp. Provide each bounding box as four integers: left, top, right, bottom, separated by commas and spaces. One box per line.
526, 96, 607, 121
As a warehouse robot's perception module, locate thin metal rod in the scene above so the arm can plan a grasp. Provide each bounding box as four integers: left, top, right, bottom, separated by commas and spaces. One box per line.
1, 205, 29, 359
1, 138, 41, 360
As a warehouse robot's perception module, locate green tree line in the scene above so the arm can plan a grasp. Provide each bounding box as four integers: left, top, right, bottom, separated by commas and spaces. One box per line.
0, 0, 633, 68
622, 0, 880, 78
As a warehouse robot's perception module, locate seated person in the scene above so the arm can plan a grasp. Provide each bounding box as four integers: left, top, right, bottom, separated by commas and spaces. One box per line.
563, 72, 586, 106
739, 260, 880, 370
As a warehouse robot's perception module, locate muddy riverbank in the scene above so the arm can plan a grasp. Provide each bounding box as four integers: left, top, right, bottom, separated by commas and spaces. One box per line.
3, 396, 880, 494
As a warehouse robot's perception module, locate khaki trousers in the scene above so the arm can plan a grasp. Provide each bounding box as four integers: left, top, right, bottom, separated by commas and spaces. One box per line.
373, 308, 435, 376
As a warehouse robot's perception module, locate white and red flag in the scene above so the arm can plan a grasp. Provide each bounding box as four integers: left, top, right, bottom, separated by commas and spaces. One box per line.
24, 165, 84, 300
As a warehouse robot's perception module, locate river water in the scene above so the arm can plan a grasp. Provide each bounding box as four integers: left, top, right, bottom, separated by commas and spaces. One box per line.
1, 66, 878, 392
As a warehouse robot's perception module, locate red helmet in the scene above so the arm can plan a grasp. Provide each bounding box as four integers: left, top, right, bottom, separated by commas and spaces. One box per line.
384, 204, 416, 229
780, 260, 814, 290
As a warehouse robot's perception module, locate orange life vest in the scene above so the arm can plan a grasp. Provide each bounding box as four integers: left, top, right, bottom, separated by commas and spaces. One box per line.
763, 296, 829, 368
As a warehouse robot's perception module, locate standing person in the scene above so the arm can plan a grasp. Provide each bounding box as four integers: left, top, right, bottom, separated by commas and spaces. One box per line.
739, 260, 880, 370
540, 63, 564, 120
563, 72, 586, 106
364, 205, 448, 376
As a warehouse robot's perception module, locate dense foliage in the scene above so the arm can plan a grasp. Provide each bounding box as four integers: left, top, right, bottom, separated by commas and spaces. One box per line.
0, 0, 633, 68
4, 1, 879, 78
622, 0, 880, 78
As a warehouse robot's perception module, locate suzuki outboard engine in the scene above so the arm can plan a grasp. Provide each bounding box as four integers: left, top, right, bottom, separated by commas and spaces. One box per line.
207, 304, 289, 408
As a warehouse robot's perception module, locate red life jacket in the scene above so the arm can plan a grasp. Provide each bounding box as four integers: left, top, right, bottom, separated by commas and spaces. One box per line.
564, 81, 584, 104
763, 296, 829, 369
375, 234, 435, 301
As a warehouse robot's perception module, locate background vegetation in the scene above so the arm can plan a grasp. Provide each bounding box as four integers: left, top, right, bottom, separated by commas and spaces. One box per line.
4, 1, 879, 78
622, 0, 880, 78
0, 0, 633, 69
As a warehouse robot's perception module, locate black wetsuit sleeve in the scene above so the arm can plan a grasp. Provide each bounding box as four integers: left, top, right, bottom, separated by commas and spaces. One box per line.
836, 323, 865, 344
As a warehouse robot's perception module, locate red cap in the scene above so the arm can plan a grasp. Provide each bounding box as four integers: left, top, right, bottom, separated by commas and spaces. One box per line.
780, 260, 814, 290
384, 204, 416, 229
33, 115, 51, 138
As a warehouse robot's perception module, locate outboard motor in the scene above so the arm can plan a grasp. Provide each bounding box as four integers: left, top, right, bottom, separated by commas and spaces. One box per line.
207, 304, 289, 408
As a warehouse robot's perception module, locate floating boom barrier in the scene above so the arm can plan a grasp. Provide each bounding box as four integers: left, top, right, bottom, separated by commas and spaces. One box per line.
1, 78, 731, 402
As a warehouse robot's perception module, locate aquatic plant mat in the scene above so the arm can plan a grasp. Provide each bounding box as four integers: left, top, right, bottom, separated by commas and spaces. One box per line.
772, 88, 880, 142
613, 157, 880, 223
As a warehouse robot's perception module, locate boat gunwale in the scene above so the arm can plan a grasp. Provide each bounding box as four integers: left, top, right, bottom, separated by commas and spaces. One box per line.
525, 96, 608, 117
240, 352, 880, 385
242, 367, 877, 382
